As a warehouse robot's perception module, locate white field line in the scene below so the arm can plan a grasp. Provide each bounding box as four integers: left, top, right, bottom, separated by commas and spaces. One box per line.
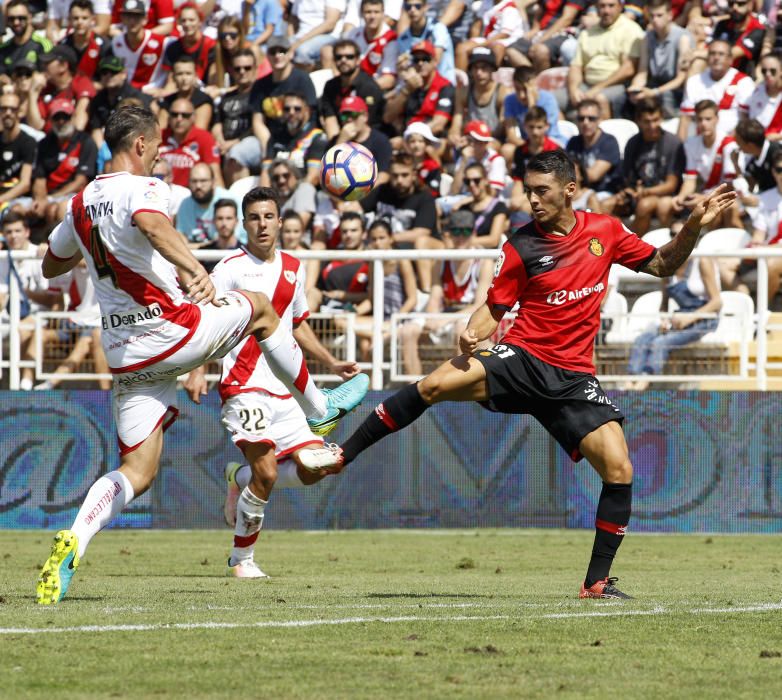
5, 602, 782, 635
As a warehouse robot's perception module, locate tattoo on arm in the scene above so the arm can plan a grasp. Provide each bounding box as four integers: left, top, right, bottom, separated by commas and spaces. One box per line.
640, 224, 700, 278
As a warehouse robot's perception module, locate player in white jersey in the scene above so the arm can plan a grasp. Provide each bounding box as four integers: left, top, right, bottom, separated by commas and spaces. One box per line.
184, 189, 356, 578
35, 106, 369, 604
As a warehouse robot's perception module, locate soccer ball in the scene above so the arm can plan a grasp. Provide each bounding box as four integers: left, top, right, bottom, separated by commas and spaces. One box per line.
320, 142, 378, 201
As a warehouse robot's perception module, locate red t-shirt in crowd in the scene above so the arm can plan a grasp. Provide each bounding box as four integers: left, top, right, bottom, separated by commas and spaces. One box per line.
159, 125, 220, 186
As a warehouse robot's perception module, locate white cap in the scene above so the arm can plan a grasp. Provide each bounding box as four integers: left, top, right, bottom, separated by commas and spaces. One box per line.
403, 121, 441, 144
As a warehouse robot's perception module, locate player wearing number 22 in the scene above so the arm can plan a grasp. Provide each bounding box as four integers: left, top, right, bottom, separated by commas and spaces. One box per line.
35, 106, 368, 604
336, 150, 737, 599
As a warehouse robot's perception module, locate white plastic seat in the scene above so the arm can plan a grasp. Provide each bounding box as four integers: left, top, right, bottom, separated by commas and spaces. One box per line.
624, 290, 663, 342
602, 291, 629, 343
700, 291, 754, 345
439, 172, 454, 197
661, 117, 679, 135
535, 66, 569, 91
453, 68, 469, 88
228, 175, 259, 200
599, 118, 639, 158
493, 66, 514, 87
557, 119, 579, 143
642, 228, 671, 248
309, 68, 334, 99
694, 227, 751, 253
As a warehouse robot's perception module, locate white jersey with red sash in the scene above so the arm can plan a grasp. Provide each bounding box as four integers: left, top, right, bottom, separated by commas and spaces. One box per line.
740, 83, 782, 137
46, 172, 201, 372
681, 68, 754, 134
441, 259, 481, 307
212, 248, 309, 402
481, 0, 525, 44
111, 30, 169, 89
754, 187, 782, 245
348, 23, 398, 79
683, 131, 737, 191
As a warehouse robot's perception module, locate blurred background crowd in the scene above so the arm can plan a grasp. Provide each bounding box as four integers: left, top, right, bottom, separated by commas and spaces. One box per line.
0, 0, 781, 389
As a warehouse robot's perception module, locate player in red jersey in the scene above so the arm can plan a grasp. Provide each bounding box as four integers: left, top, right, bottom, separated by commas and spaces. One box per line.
335, 150, 736, 599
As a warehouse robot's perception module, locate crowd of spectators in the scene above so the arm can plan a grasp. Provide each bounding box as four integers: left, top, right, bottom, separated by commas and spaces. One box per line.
1, 0, 782, 388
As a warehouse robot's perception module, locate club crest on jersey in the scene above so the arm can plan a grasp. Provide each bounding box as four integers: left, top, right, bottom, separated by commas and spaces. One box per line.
284, 270, 296, 284
588, 238, 604, 256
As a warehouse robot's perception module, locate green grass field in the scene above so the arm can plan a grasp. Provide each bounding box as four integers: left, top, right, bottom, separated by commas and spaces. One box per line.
1, 529, 781, 699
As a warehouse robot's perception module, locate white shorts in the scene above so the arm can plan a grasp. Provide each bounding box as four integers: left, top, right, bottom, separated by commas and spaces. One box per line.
113, 291, 254, 453
221, 392, 323, 458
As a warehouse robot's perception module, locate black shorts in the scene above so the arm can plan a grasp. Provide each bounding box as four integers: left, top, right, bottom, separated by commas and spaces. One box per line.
509, 33, 569, 62
473, 343, 624, 462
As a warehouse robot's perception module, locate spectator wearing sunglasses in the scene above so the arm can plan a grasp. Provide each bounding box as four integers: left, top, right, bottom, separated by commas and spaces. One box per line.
0, 0, 53, 77
396, 0, 455, 85
319, 38, 385, 139
261, 92, 328, 188
454, 162, 509, 249
712, 0, 768, 75
331, 96, 391, 184
384, 39, 455, 139
57, 0, 111, 80
206, 15, 250, 97
740, 53, 782, 141
0, 92, 36, 209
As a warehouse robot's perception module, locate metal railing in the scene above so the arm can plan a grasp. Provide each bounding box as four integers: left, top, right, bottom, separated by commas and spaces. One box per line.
3, 246, 782, 390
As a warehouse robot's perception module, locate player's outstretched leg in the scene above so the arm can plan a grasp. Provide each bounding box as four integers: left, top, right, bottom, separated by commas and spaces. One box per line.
340, 382, 431, 465
36, 469, 136, 605
306, 373, 370, 437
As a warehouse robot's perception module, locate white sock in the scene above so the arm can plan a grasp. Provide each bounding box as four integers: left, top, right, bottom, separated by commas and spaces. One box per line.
234, 464, 251, 490
70, 470, 135, 558
258, 322, 327, 418
275, 459, 306, 488
230, 487, 267, 564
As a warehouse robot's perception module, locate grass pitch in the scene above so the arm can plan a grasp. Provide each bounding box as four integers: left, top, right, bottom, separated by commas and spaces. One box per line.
1, 529, 781, 699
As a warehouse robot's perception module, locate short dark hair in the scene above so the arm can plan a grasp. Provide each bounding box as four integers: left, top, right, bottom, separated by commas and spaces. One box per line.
232, 47, 256, 64
694, 99, 718, 115
172, 54, 197, 67
576, 98, 601, 114
281, 211, 303, 224
735, 118, 766, 147
104, 105, 158, 154
525, 149, 576, 185
647, 0, 671, 10
390, 152, 415, 169
524, 106, 548, 123
213, 198, 237, 215
340, 211, 365, 228
2, 211, 28, 229
69, 0, 95, 12
332, 39, 360, 56
6, 0, 29, 15
464, 161, 487, 177
242, 186, 280, 216
635, 96, 662, 117
512, 66, 536, 85
367, 218, 393, 238
360, 0, 384, 7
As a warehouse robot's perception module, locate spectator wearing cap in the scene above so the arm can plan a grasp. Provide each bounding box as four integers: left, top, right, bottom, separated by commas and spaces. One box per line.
88, 55, 152, 147
400, 207, 494, 376
505, 0, 588, 74
319, 38, 385, 140
30, 97, 97, 225
249, 35, 317, 149
109, 0, 175, 37
159, 97, 224, 188
288, 0, 346, 70
563, 0, 644, 120
57, 0, 111, 80
500, 66, 564, 166
158, 3, 216, 92
449, 46, 509, 149
397, 0, 455, 85
28, 45, 96, 133
0, 0, 53, 77
450, 119, 507, 195
261, 92, 328, 188
110, 0, 169, 92
343, 0, 398, 92
157, 55, 214, 131
331, 95, 391, 184
403, 122, 442, 198
454, 0, 526, 73
0, 91, 37, 207
214, 48, 260, 186
384, 39, 455, 140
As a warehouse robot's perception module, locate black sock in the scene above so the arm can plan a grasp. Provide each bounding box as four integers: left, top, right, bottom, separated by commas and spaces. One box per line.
342, 383, 430, 464
585, 482, 632, 588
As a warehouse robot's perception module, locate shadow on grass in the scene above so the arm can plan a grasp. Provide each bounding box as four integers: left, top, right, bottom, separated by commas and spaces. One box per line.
366, 592, 492, 599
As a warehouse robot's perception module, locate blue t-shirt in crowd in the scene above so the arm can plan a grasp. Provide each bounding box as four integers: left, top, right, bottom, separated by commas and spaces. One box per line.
397, 18, 455, 85
565, 131, 622, 194
176, 187, 247, 245
245, 0, 285, 42
502, 89, 563, 145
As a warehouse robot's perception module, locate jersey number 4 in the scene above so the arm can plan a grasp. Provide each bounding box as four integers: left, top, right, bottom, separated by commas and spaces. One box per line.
89, 225, 118, 287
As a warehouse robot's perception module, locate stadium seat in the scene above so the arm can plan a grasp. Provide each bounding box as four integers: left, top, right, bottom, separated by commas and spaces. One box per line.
536, 66, 569, 91
700, 291, 755, 345
661, 117, 679, 135
642, 228, 671, 247
493, 66, 514, 87
602, 291, 629, 343
439, 172, 454, 196
624, 290, 663, 342
309, 68, 334, 99
228, 175, 259, 200
695, 228, 751, 253
557, 119, 579, 142
599, 118, 639, 158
